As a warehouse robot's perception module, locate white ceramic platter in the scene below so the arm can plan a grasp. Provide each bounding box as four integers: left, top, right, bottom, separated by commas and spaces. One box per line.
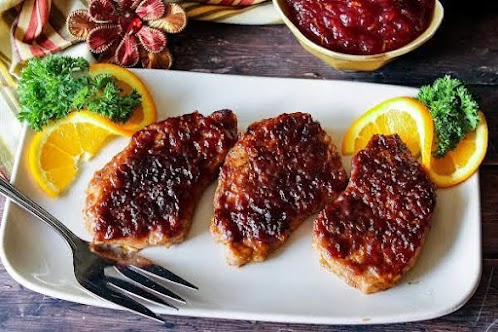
0, 70, 481, 325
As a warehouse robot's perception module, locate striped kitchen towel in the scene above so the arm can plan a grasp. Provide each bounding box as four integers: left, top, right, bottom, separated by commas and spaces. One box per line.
0, 60, 19, 179
3, 0, 85, 75
184, 1, 280, 24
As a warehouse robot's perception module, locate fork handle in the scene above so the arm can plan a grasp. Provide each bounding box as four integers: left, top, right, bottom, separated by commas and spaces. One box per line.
0, 176, 82, 250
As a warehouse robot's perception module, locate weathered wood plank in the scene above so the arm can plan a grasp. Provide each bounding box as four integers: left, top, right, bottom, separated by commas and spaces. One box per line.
480, 166, 498, 256
170, 6, 498, 86
477, 88, 498, 164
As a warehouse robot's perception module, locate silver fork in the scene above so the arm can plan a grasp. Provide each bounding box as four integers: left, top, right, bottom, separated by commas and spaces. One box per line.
0, 176, 198, 324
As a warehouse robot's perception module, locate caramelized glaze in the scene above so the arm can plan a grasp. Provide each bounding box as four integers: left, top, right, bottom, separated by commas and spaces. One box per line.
212, 112, 347, 265
85, 110, 237, 248
314, 134, 436, 279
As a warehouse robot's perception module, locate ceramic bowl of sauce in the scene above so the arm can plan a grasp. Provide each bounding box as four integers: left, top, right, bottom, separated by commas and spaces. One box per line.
273, 0, 444, 71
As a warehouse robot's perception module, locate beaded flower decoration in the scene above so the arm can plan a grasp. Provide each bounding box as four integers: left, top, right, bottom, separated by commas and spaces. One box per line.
67, 0, 187, 69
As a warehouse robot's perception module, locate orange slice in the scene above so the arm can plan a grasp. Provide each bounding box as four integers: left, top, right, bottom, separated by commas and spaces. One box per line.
342, 97, 434, 171
28, 111, 130, 198
89, 63, 156, 134
429, 112, 488, 188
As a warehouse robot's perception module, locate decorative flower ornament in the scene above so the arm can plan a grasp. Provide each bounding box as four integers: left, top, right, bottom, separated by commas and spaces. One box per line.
67, 0, 187, 69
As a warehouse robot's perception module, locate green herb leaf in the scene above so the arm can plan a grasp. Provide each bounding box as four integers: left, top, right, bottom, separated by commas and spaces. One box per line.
85, 76, 141, 123
417, 75, 480, 158
17, 55, 142, 131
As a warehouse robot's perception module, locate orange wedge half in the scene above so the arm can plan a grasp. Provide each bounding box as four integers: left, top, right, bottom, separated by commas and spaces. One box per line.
429, 112, 488, 188
342, 97, 434, 171
28, 111, 130, 198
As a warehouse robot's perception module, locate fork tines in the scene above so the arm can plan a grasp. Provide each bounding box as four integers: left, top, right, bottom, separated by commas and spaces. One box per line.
89, 264, 197, 324
83, 278, 167, 324
116, 265, 188, 303
129, 264, 199, 290
106, 277, 178, 310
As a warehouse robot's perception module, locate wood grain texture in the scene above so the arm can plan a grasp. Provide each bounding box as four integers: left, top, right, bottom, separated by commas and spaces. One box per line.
480, 166, 498, 257
170, 2, 498, 86
1, 1, 498, 330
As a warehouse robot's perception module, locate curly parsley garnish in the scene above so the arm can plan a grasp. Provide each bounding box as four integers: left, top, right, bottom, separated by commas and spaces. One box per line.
417, 75, 480, 158
17, 56, 141, 131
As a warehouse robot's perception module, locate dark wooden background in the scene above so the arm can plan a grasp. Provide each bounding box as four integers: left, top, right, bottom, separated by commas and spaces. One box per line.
0, 1, 497, 331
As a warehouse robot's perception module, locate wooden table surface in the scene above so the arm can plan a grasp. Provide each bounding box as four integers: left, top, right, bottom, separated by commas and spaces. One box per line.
0, 1, 497, 331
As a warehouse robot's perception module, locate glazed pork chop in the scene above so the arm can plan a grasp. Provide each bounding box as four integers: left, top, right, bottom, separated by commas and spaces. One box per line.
212, 112, 347, 266
313, 134, 436, 293
85, 110, 238, 249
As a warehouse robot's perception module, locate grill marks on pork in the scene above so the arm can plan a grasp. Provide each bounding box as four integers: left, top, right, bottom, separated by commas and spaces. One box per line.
313, 134, 436, 293
85, 110, 238, 249
212, 113, 347, 266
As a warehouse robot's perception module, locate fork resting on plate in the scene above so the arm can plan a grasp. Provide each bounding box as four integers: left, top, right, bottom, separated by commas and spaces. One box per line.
0, 176, 198, 323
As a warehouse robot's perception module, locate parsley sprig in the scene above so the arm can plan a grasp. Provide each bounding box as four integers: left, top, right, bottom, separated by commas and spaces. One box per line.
17, 56, 141, 131
417, 76, 480, 158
